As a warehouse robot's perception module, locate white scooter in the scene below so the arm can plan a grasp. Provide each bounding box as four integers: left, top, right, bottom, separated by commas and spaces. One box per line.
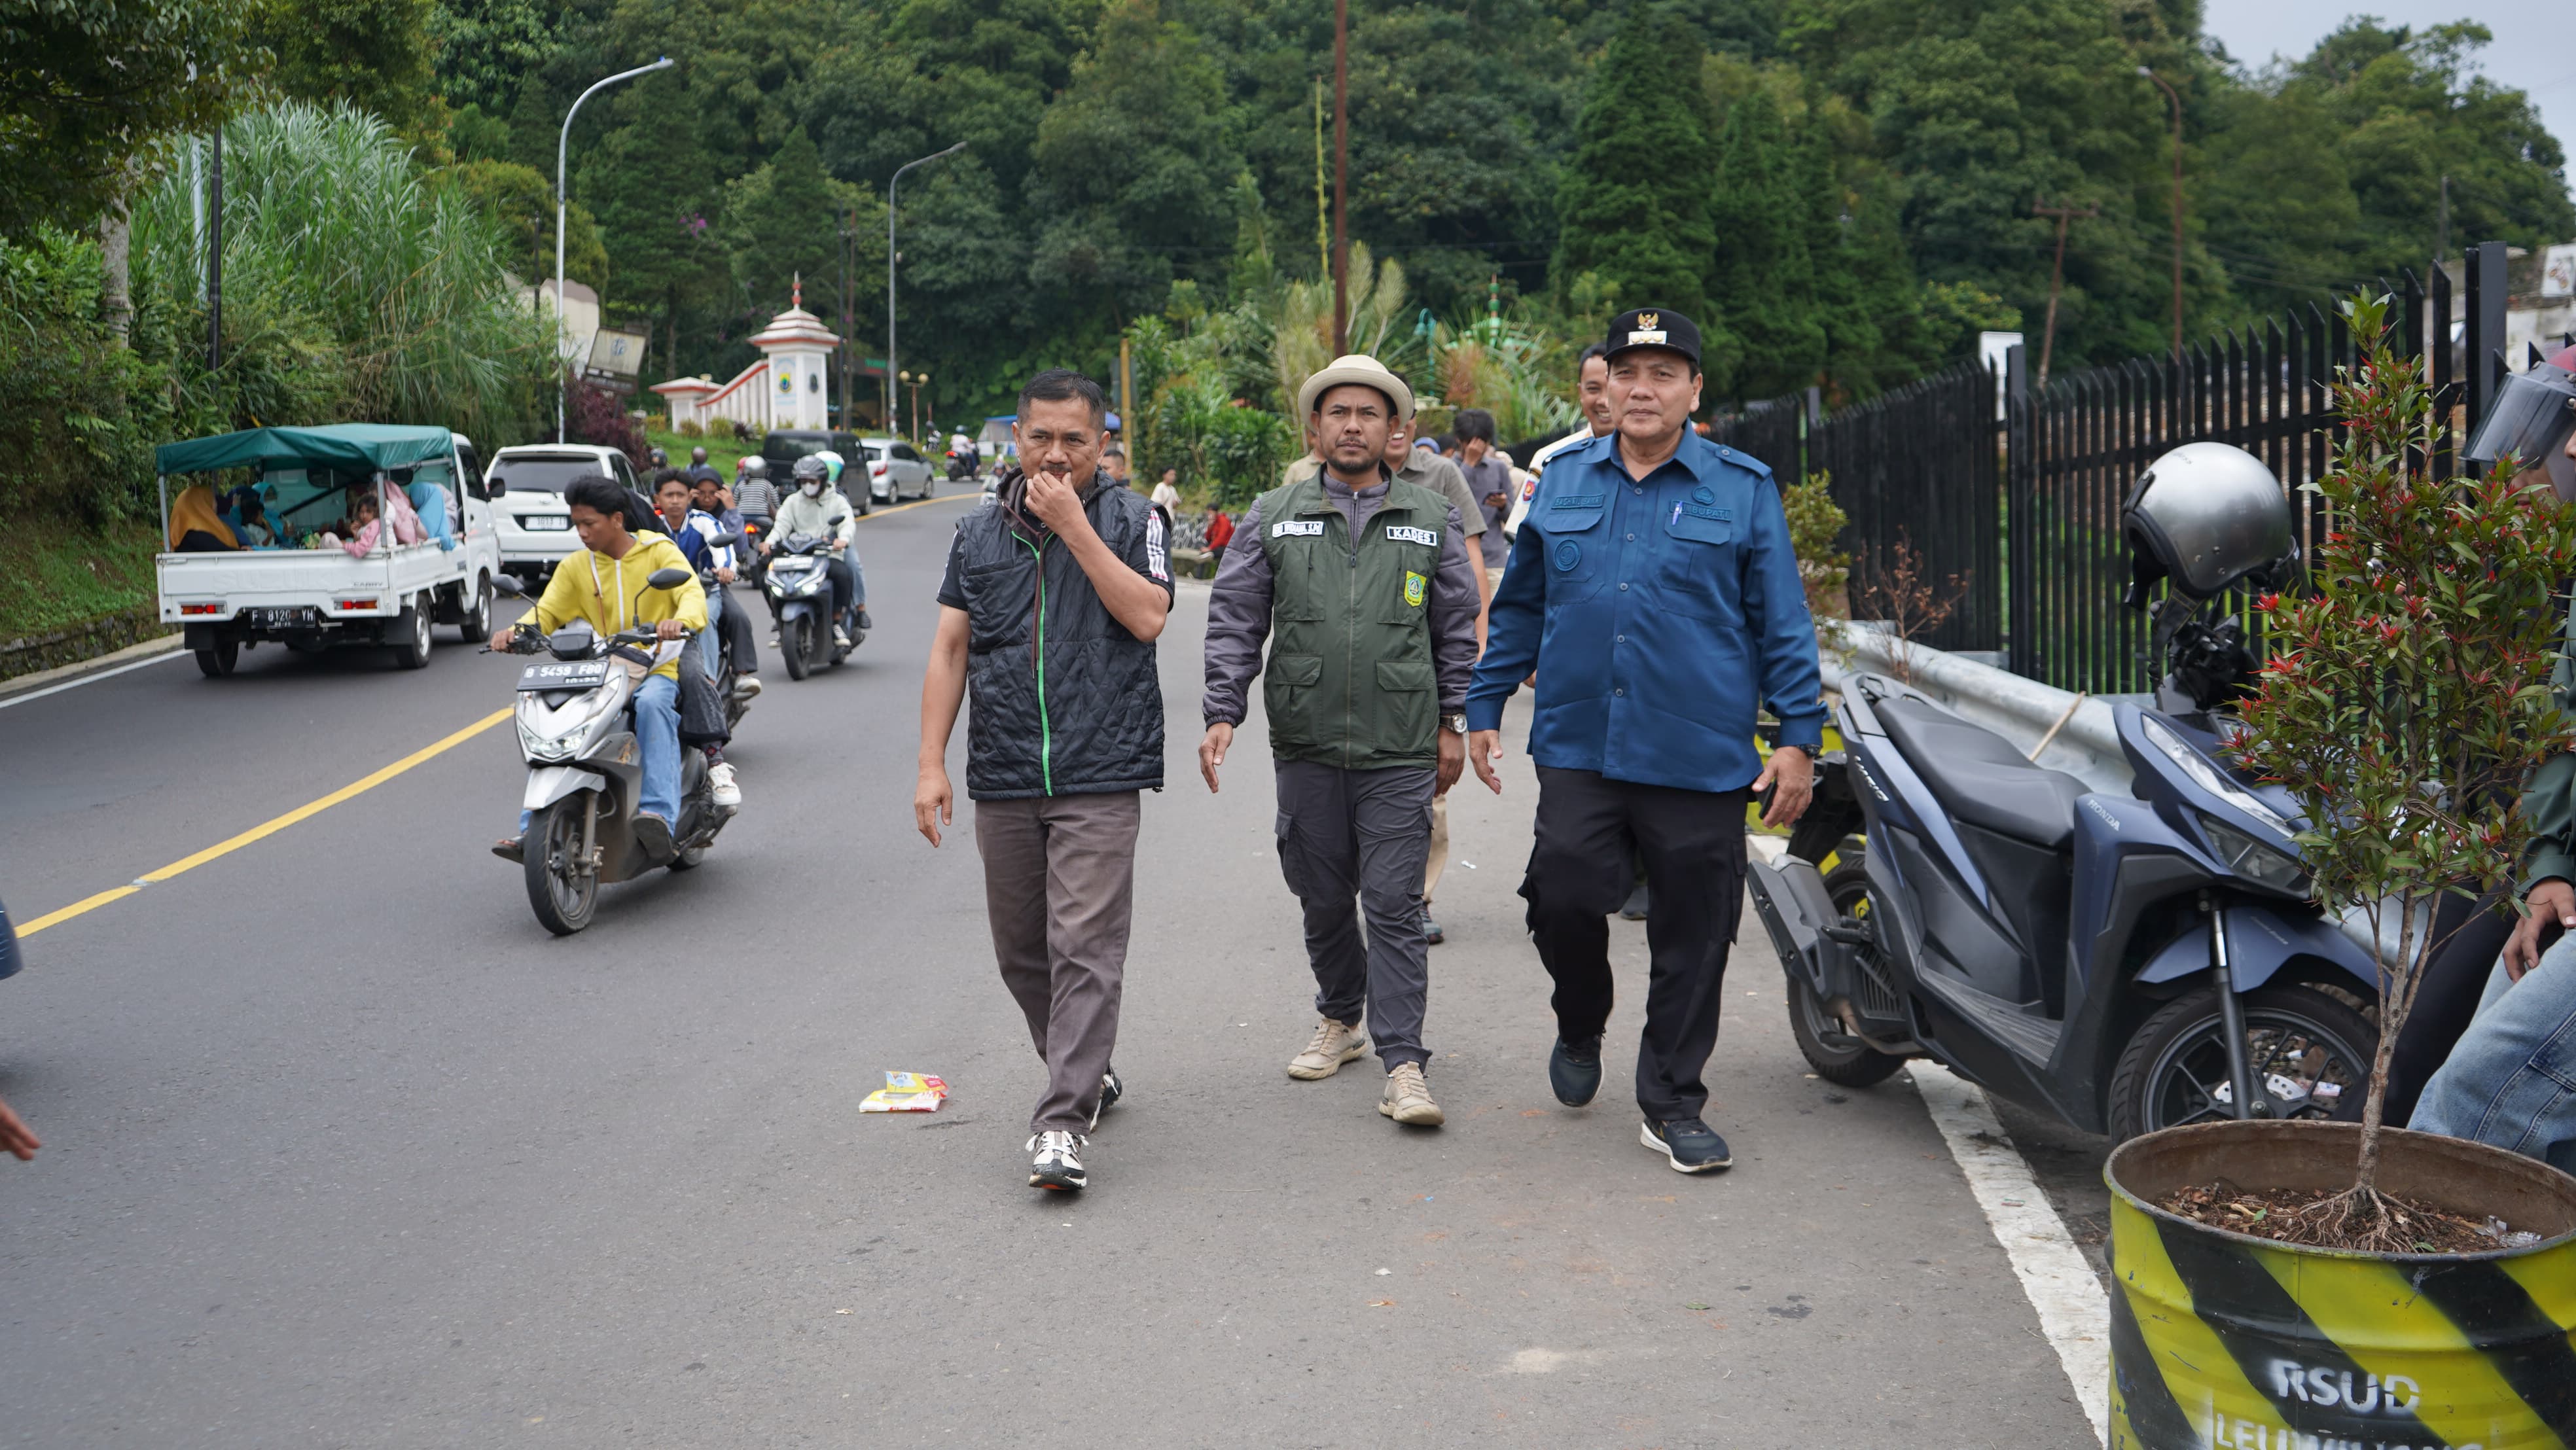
490, 572, 732, 935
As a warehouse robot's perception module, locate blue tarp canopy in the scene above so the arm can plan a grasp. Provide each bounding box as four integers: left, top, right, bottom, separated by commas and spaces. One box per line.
156, 424, 453, 478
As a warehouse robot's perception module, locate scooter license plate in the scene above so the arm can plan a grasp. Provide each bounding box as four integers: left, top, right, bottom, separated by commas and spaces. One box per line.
517, 660, 609, 690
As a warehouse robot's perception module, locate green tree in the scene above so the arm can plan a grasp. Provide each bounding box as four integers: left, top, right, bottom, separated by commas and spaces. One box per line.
1024, 0, 1240, 328
254, 0, 448, 145
722, 128, 874, 348
1709, 88, 1824, 398
1552, 6, 1722, 351
435, 157, 605, 295
0, 0, 259, 235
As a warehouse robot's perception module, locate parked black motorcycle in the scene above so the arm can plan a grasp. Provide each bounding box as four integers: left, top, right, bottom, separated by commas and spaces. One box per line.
1745, 443, 2376, 1143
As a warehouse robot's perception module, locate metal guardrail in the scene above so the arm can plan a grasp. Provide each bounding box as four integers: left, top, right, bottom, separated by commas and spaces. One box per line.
1817, 622, 2133, 792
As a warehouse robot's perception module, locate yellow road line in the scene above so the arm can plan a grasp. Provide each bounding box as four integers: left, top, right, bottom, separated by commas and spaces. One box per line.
18, 707, 514, 939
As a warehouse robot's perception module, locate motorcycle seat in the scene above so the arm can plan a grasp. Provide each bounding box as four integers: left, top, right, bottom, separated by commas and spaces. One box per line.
1873, 696, 2089, 851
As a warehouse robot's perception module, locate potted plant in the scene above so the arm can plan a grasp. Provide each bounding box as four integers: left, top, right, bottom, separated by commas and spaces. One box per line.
2103, 295, 2576, 1448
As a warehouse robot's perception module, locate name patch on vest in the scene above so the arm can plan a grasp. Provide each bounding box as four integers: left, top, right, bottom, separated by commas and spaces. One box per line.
1551, 493, 1605, 509
1676, 503, 1732, 522
1272, 520, 1326, 537
1384, 524, 1437, 547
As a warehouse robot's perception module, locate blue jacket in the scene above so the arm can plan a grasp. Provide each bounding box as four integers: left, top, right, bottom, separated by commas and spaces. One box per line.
1465, 429, 1824, 794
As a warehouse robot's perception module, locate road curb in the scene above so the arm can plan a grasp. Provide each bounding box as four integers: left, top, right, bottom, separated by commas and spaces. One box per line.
0, 631, 185, 704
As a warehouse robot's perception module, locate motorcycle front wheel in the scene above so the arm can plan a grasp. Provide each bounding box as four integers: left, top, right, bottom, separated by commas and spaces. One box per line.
2105, 983, 2378, 1143
779, 612, 812, 680
524, 795, 598, 936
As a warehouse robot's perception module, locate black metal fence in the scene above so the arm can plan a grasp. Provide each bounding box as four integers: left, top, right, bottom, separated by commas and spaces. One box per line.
1711, 359, 2003, 656
1717, 239, 2519, 695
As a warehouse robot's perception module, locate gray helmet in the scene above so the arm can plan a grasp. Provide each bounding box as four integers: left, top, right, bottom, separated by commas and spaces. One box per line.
2123, 442, 2295, 604
791, 455, 831, 484
740, 457, 768, 477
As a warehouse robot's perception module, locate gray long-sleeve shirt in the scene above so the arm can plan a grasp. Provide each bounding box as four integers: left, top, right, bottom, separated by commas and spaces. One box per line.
1202, 468, 1483, 730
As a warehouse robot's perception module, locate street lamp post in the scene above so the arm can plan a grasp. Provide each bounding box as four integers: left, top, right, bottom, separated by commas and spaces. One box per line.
887, 142, 967, 440
2138, 66, 2183, 362
558, 56, 674, 442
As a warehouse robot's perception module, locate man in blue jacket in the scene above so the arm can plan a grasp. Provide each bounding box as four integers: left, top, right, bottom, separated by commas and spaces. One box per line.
1465, 308, 1823, 1175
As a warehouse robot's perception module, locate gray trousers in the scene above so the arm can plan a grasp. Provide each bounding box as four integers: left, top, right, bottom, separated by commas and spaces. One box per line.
1273, 760, 1437, 1070
974, 791, 1139, 1133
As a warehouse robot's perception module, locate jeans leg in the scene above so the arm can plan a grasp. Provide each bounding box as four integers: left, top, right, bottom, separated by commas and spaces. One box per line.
633, 674, 681, 825
2412, 932, 2576, 1165
849, 552, 867, 607
697, 591, 723, 684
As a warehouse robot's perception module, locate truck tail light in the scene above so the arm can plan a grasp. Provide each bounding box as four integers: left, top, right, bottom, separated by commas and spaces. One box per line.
180, 603, 222, 616
335, 597, 379, 611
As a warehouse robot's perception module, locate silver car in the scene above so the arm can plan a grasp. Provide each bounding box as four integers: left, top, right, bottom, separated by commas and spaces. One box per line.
858, 438, 935, 504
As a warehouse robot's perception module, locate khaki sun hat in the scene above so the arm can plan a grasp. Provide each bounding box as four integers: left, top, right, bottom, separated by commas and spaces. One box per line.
1295, 353, 1415, 423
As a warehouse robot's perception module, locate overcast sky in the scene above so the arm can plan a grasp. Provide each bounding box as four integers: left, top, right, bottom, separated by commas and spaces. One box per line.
2200, 0, 2573, 169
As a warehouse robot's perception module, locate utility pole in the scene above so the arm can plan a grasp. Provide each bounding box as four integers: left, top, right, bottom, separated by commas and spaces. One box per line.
887, 141, 967, 442
206, 126, 223, 374
840, 207, 856, 427
2137, 67, 2184, 361
1331, 0, 1350, 355
1313, 79, 1329, 280
2031, 198, 2098, 389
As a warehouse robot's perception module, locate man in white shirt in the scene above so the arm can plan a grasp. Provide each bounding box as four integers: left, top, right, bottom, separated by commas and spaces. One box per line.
1505, 342, 1614, 541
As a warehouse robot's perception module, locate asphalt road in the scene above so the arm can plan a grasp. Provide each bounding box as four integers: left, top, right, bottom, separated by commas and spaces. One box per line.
0, 481, 2097, 1448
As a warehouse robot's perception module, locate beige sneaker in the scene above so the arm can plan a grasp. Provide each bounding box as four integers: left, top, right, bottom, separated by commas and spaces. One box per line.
1379, 1062, 1444, 1126
1287, 1017, 1368, 1080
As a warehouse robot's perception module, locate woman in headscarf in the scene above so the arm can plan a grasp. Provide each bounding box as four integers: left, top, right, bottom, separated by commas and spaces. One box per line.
168, 484, 241, 552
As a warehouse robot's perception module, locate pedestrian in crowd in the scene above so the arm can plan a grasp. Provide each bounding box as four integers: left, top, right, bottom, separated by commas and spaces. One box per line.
1201, 505, 1234, 578
1453, 408, 1513, 584
1102, 446, 1134, 489
1507, 344, 1613, 542
1200, 354, 1482, 1129
684, 446, 723, 491
916, 368, 1173, 1193
1467, 308, 1823, 1175
1282, 403, 1494, 946
1150, 467, 1182, 515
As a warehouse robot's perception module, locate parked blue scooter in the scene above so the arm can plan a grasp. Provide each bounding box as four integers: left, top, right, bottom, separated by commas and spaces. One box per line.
1746, 444, 2380, 1142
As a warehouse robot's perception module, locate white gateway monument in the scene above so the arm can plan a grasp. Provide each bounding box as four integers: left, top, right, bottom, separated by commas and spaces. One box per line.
653, 279, 841, 433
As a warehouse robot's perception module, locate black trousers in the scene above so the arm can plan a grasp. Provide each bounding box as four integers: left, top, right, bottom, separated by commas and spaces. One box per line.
1520, 766, 1747, 1122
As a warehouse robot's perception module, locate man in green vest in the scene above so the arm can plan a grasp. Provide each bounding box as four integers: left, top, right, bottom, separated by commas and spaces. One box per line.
1200, 354, 1484, 1127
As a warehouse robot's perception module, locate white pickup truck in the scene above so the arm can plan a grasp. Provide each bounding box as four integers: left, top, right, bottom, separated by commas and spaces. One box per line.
154, 424, 504, 678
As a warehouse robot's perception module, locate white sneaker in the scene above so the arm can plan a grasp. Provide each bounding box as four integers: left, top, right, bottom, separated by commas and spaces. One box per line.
730, 675, 763, 701
1288, 1017, 1368, 1080
832, 625, 853, 649
708, 761, 741, 811
1028, 1131, 1087, 1191
1379, 1061, 1445, 1126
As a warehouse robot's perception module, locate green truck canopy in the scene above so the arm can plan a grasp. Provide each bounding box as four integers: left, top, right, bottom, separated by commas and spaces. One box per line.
156, 424, 454, 477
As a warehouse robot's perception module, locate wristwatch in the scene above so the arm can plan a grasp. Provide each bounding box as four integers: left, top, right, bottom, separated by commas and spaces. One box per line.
1444, 713, 1469, 735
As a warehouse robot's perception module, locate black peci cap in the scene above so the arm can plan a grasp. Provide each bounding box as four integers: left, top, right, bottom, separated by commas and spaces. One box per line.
1603, 307, 1702, 368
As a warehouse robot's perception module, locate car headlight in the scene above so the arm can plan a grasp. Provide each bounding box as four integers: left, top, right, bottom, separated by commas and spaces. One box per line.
2141, 715, 2295, 836
2197, 811, 2311, 896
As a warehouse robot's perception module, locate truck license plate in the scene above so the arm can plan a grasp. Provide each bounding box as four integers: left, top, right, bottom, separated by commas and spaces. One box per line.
517, 660, 609, 690
250, 606, 319, 628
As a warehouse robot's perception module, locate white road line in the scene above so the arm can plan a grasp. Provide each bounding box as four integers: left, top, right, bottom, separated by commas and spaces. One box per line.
0, 647, 188, 710
1907, 1061, 2109, 1445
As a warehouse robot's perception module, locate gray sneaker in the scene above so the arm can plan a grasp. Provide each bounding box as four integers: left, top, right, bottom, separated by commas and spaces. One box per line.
1379, 1062, 1444, 1126
1287, 1017, 1368, 1080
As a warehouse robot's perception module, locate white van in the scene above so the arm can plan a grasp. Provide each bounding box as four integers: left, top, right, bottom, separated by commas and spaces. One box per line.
485, 444, 645, 580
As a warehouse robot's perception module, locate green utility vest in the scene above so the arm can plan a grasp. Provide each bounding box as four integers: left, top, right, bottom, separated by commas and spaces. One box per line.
1256, 471, 1446, 769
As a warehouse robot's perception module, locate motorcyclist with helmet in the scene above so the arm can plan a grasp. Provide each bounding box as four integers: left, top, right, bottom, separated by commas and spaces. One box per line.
766, 454, 868, 645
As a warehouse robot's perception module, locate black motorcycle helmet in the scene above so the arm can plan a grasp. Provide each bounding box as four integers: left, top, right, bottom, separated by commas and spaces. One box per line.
2463, 347, 2576, 501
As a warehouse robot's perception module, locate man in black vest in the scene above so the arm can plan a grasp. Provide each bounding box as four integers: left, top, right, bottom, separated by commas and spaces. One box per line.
916, 368, 1173, 1193
1200, 354, 1483, 1129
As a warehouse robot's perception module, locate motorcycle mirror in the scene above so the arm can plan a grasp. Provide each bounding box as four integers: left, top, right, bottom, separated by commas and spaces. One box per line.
646, 567, 692, 590
706, 532, 742, 549
491, 575, 526, 598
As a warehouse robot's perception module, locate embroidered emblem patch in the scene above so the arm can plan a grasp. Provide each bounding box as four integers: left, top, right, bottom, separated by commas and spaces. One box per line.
1692, 485, 1715, 504
1520, 476, 1537, 501
1272, 520, 1326, 537
1402, 571, 1427, 607
1552, 539, 1581, 572
1385, 524, 1437, 547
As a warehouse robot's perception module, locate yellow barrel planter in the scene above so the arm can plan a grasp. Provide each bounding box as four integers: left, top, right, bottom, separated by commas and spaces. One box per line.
2106, 1121, 2576, 1450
